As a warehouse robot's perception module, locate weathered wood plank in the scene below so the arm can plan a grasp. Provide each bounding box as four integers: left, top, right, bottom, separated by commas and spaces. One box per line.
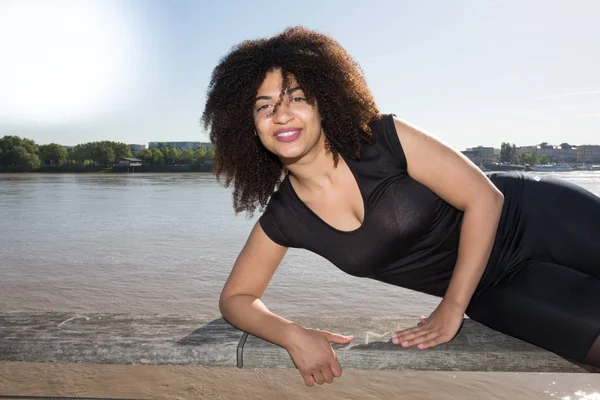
0, 313, 591, 372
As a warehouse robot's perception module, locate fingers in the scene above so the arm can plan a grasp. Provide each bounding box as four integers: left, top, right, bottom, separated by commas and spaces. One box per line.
301, 359, 343, 386
326, 332, 354, 344
330, 357, 343, 378
322, 368, 335, 384
393, 327, 431, 345
393, 327, 451, 348
392, 325, 425, 343
417, 337, 448, 350
295, 330, 348, 387
312, 370, 326, 385
301, 372, 315, 387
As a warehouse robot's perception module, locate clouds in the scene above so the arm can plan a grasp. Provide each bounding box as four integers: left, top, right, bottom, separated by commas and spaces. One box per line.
533, 90, 600, 100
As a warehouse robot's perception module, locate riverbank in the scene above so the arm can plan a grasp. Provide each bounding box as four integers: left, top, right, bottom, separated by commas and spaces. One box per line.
2, 362, 599, 400
0, 165, 214, 173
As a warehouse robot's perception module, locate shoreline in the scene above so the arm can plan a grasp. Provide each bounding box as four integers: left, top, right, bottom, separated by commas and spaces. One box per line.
1, 362, 599, 400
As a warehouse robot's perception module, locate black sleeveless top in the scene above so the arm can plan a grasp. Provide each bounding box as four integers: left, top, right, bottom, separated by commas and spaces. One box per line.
259, 114, 464, 297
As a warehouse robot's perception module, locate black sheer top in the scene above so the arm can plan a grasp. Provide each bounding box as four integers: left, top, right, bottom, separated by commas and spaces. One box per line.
259, 114, 464, 297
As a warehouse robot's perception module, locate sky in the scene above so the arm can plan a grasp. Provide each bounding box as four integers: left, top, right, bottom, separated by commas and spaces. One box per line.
0, 0, 599, 151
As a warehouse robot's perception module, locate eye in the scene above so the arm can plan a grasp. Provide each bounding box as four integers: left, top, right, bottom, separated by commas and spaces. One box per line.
291, 97, 305, 103
256, 104, 272, 113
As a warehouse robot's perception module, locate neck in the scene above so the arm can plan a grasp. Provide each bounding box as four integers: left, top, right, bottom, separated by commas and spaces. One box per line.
281, 135, 339, 192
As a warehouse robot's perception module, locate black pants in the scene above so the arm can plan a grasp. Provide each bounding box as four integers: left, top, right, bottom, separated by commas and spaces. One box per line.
466, 173, 600, 363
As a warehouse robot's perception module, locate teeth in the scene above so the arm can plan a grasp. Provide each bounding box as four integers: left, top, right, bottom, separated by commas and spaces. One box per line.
277, 131, 299, 137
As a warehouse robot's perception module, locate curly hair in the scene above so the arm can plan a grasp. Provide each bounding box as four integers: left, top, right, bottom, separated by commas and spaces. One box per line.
202, 26, 380, 215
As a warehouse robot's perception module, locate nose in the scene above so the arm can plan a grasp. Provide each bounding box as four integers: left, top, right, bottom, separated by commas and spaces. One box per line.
273, 99, 294, 124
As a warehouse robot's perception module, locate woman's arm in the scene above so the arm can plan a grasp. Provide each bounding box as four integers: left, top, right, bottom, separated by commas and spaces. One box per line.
219, 221, 297, 348
220, 221, 353, 386
390, 116, 504, 349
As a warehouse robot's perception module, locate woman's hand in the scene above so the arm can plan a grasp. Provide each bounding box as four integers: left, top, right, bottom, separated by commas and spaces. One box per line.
285, 325, 353, 386
391, 299, 465, 349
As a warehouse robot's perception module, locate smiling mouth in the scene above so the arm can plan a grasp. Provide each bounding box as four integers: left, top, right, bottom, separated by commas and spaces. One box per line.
276, 130, 300, 137
274, 129, 302, 142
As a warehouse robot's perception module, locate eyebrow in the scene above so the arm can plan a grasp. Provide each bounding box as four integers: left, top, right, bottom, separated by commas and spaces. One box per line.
255, 86, 303, 102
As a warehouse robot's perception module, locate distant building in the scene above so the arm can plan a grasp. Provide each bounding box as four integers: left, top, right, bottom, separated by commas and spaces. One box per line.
114, 157, 143, 173
549, 148, 578, 163
516, 146, 538, 156
577, 145, 600, 163
516, 144, 578, 163
148, 141, 213, 151
462, 146, 496, 165
128, 144, 146, 154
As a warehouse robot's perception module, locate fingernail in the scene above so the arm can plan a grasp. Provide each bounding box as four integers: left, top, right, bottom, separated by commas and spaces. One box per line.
401, 341, 409, 346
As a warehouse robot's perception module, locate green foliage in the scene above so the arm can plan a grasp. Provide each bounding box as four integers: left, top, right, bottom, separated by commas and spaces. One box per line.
166, 147, 182, 165
61, 141, 133, 167
39, 143, 68, 166
0, 135, 41, 170
519, 152, 537, 165
137, 148, 154, 164
0, 134, 213, 172
181, 148, 194, 164
500, 142, 518, 163
194, 147, 207, 160
151, 148, 165, 165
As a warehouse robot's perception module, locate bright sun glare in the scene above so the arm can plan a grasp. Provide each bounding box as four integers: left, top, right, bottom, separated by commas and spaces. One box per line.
0, 0, 143, 124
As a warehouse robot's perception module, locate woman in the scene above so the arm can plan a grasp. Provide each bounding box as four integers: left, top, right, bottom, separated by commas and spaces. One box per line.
202, 26, 600, 386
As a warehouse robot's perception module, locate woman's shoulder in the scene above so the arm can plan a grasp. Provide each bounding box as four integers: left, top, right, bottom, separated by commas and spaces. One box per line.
266, 174, 292, 208
368, 113, 400, 142
257, 175, 297, 247
364, 113, 408, 169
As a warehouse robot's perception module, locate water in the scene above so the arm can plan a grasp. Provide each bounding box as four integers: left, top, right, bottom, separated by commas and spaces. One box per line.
1, 171, 600, 318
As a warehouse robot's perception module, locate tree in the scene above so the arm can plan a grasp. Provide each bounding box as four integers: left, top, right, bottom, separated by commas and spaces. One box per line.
0, 135, 41, 170
85, 142, 115, 166
39, 143, 68, 166
519, 152, 539, 166
500, 142, 518, 164
70, 144, 91, 165
70, 141, 132, 167
151, 148, 165, 165
181, 148, 194, 164
113, 142, 133, 160
166, 147, 181, 165
137, 148, 154, 164
194, 147, 207, 161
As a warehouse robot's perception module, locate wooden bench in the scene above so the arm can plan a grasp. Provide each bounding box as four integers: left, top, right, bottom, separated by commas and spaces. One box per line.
0, 313, 594, 372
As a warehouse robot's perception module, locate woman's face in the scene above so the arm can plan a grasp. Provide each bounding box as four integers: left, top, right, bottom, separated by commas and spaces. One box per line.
253, 69, 324, 162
